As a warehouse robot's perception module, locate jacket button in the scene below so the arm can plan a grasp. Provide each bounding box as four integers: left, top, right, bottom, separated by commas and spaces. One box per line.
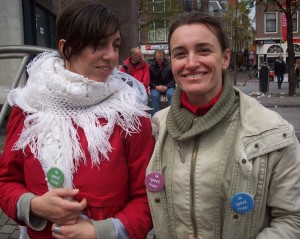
242, 159, 247, 164
233, 214, 239, 219
254, 143, 259, 149
155, 198, 161, 203
282, 133, 287, 138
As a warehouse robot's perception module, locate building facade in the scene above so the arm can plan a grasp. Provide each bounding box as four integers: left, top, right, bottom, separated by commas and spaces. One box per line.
0, 0, 140, 104
0, 0, 58, 104
139, 0, 212, 61
255, 1, 300, 70
139, 0, 253, 64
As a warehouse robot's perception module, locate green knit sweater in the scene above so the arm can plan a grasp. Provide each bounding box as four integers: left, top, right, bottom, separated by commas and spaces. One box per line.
166, 76, 240, 141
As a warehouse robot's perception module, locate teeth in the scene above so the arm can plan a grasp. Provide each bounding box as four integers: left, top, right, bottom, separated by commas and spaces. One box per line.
98, 66, 110, 71
186, 73, 204, 78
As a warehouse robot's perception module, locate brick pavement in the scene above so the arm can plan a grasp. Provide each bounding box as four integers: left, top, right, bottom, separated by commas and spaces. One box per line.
0, 210, 20, 239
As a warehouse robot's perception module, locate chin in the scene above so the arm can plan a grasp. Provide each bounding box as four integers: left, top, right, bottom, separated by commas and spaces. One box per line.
182, 85, 205, 93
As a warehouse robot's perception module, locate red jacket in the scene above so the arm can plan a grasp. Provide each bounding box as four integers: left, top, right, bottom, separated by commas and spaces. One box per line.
0, 107, 154, 239
120, 57, 150, 93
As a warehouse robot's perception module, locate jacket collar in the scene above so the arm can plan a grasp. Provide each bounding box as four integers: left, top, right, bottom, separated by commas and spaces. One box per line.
166, 76, 239, 141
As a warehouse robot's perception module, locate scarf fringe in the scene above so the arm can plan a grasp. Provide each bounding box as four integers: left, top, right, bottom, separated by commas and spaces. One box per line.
9, 52, 150, 189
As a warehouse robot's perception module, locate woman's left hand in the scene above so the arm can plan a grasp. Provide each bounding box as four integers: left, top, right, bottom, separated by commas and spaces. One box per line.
51, 218, 96, 239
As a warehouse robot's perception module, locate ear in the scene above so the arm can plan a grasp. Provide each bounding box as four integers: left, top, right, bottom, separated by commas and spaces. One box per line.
222, 48, 231, 70
58, 39, 66, 57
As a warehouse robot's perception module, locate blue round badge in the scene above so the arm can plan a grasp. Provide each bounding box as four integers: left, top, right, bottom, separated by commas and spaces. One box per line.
231, 192, 254, 214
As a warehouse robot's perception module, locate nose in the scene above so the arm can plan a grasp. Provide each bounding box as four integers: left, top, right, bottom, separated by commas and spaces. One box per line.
186, 53, 199, 69
103, 45, 118, 60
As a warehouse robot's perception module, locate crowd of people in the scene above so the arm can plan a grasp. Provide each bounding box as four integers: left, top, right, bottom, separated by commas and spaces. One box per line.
0, 1, 300, 239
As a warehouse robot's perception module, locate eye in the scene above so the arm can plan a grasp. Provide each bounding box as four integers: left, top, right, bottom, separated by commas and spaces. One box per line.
197, 47, 212, 55
113, 43, 121, 50
172, 51, 186, 59
96, 41, 106, 49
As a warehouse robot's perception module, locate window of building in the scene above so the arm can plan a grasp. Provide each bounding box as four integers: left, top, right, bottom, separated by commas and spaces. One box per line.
265, 12, 277, 33
183, 0, 201, 12
293, 12, 298, 33
148, 20, 168, 42
285, 44, 300, 53
22, 1, 56, 48
295, 44, 300, 53
148, 0, 171, 13
267, 45, 283, 54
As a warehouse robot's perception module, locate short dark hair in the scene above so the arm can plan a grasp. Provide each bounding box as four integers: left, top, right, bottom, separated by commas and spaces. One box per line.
168, 13, 228, 56
154, 49, 165, 57
56, 0, 123, 61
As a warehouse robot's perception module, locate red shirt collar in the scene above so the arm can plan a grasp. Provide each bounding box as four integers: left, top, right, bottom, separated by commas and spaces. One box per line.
181, 85, 224, 116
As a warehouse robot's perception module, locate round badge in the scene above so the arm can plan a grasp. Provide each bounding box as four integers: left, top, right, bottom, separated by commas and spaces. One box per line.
231, 192, 254, 214
47, 167, 64, 188
145, 172, 165, 192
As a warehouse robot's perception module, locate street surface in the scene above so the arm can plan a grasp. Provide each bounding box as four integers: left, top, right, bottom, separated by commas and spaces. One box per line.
0, 70, 299, 238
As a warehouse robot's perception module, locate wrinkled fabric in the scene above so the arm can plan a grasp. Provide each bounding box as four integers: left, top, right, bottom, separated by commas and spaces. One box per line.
147, 80, 300, 239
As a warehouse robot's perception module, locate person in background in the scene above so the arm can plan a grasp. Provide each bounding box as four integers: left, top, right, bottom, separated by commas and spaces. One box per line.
0, 1, 154, 239
274, 56, 286, 89
146, 12, 300, 239
120, 47, 150, 94
295, 58, 300, 88
149, 49, 175, 116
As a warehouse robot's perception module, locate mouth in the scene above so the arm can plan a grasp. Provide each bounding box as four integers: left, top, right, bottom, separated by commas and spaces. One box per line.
183, 72, 208, 79
96, 66, 113, 71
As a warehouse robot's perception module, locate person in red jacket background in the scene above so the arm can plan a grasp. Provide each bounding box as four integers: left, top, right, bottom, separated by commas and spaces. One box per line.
120, 47, 150, 95
0, 1, 154, 239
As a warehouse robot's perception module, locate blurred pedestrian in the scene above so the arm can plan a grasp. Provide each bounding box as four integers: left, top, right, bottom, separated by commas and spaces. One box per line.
295, 58, 300, 88
149, 49, 175, 115
0, 1, 154, 239
146, 12, 300, 239
274, 56, 286, 89
120, 47, 150, 95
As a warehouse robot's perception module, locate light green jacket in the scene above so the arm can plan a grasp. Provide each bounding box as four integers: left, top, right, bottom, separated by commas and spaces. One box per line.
147, 89, 300, 239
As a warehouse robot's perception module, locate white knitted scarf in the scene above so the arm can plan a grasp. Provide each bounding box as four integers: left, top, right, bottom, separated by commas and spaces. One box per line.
8, 52, 150, 190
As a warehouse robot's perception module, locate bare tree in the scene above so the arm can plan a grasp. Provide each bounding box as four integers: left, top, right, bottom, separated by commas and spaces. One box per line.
226, 0, 252, 85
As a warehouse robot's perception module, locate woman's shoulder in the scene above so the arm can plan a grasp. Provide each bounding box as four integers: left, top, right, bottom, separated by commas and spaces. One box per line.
238, 91, 293, 136
6, 107, 25, 131
151, 107, 170, 140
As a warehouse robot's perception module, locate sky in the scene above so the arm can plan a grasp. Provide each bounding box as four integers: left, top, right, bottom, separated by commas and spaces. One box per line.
249, 7, 256, 29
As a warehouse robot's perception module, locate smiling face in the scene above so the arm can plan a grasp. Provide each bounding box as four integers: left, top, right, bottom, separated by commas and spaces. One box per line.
60, 31, 121, 82
169, 23, 230, 105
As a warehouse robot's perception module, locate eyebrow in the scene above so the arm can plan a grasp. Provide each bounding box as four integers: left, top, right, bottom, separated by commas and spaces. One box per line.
171, 42, 213, 54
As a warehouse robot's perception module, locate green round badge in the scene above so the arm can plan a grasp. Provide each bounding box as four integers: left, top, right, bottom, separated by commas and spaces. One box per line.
47, 167, 64, 188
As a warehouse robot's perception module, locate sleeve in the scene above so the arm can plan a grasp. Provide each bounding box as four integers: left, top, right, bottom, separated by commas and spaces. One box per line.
0, 107, 31, 224
149, 61, 157, 90
17, 193, 47, 231
120, 59, 129, 74
143, 62, 151, 91
119, 65, 125, 73
257, 134, 300, 238
114, 116, 155, 239
166, 68, 176, 89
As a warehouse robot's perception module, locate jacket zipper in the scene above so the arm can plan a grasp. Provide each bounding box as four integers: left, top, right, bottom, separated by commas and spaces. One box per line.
191, 135, 200, 237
